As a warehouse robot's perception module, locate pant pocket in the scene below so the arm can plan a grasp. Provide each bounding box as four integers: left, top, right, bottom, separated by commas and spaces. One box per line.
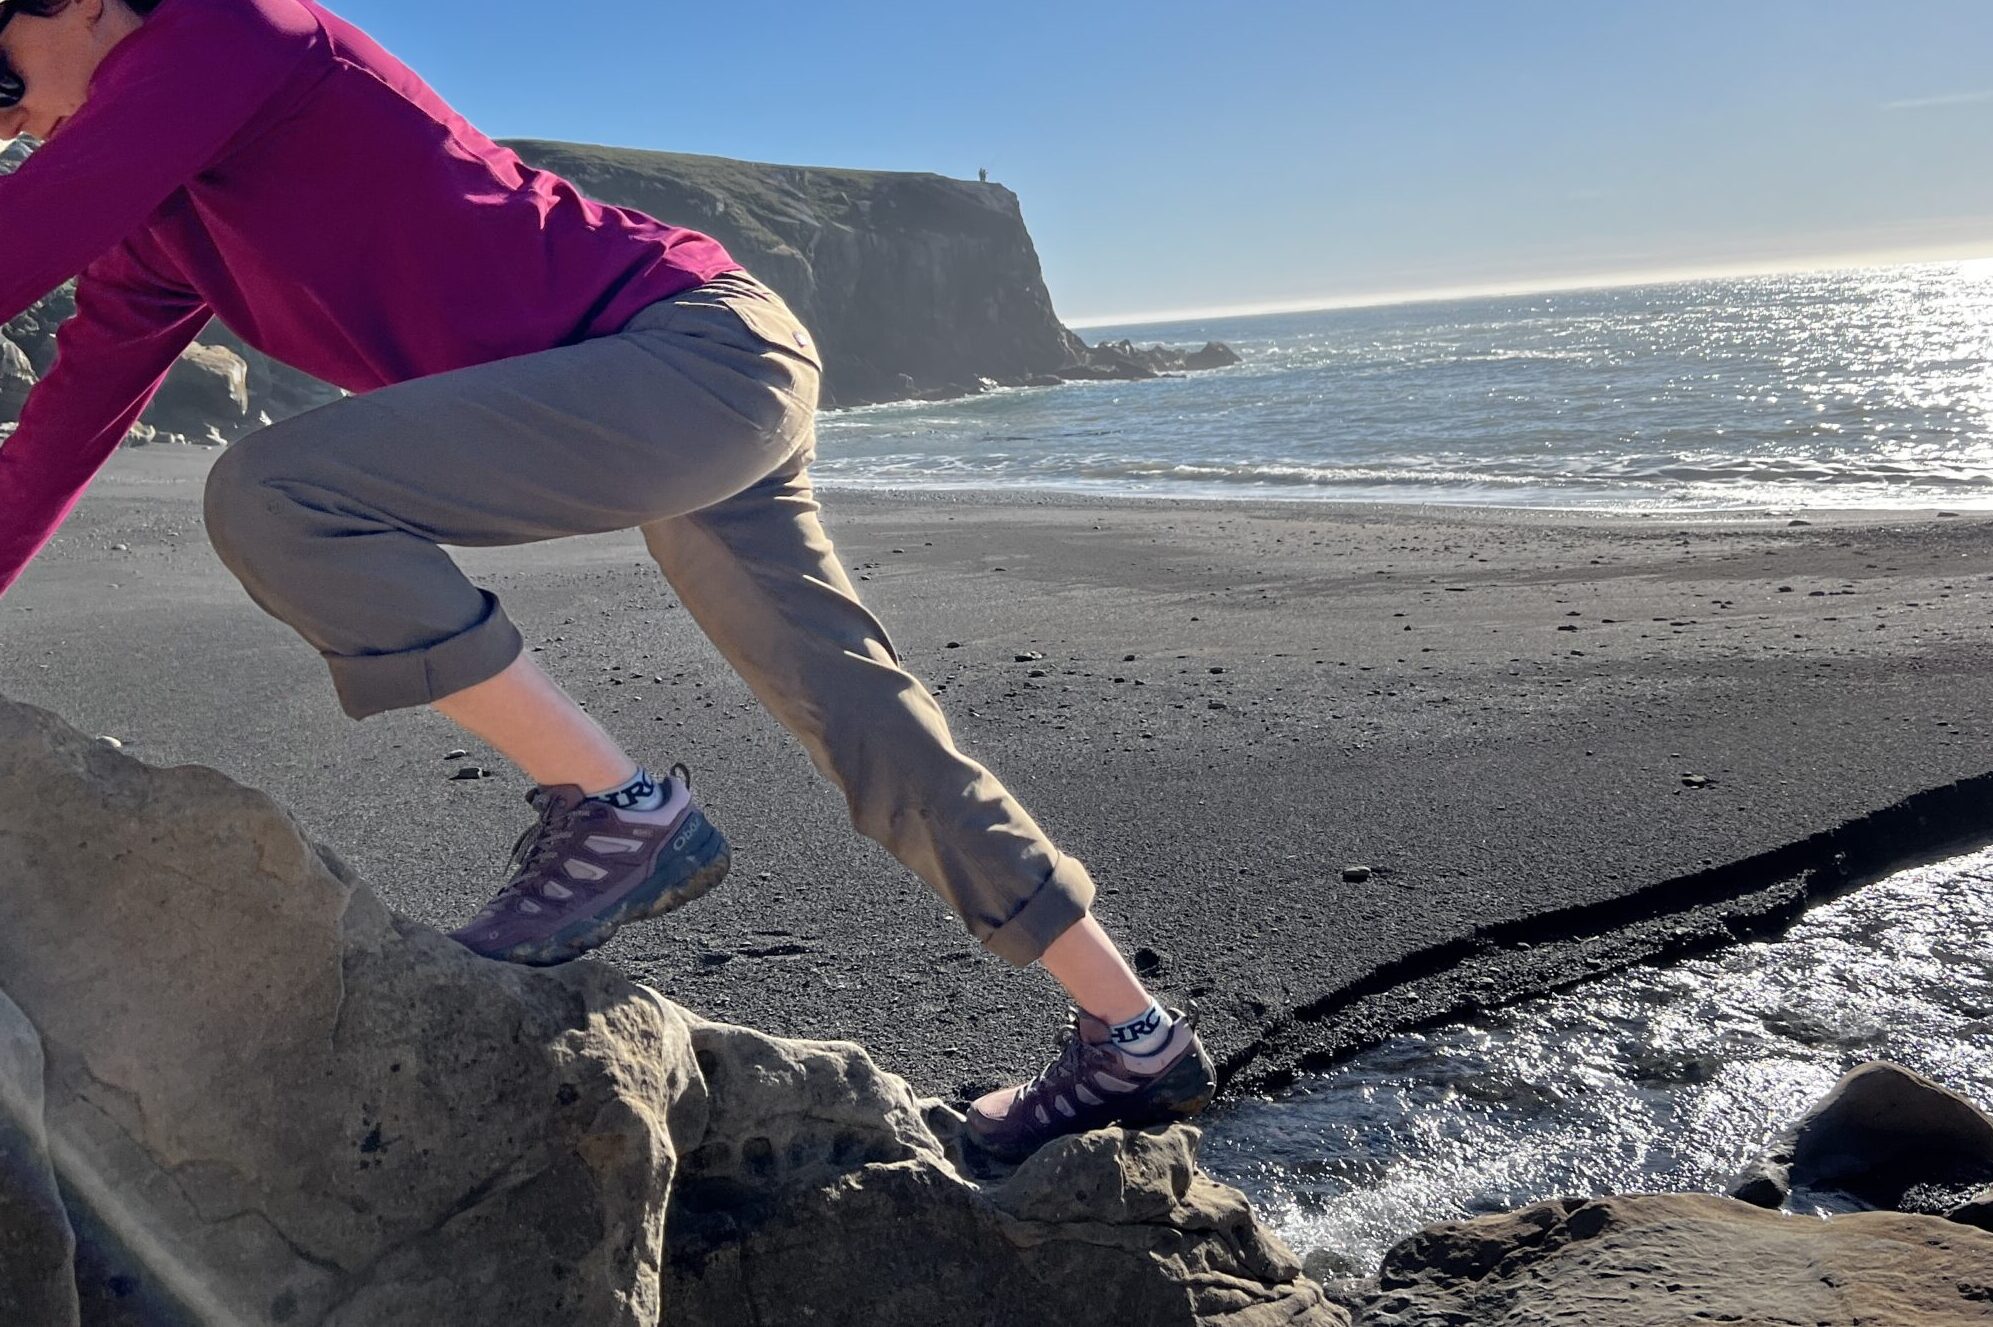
714, 282, 826, 376
628, 300, 819, 436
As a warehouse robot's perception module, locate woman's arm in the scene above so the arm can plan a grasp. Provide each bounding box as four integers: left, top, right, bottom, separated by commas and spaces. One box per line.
0, 0, 317, 324
0, 235, 212, 596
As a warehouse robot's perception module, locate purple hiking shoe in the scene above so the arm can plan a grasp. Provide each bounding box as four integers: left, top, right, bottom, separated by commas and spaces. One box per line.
964, 1005, 1217, 1163
448, 761, 730, 967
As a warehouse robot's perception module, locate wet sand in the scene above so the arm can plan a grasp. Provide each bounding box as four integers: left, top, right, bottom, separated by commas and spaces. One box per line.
4, 444, 1991, 1105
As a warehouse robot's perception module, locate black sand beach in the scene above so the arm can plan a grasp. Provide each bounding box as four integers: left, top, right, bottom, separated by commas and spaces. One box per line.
5, 445, 1990, 1106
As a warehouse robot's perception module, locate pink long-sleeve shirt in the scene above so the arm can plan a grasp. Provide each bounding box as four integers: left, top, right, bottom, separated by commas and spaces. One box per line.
0, 0, 743, 594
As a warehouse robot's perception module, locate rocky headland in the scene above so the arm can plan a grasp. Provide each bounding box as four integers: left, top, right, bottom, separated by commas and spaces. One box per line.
3, 692, 1991, 1324
0, 137, 1238, 450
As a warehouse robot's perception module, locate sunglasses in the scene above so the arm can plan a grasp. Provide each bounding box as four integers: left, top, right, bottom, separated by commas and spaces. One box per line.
0, 5, 23, 112
0, 4, 26, 112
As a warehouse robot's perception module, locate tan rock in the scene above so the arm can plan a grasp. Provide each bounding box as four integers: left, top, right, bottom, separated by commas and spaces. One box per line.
141, 342, 253, 444
0, 335, 35, 420
0, 691, 1338, 1325
667, 1018, 1342, 1325
0, 694, 696, 1325
1355, 1192, 1993, 1326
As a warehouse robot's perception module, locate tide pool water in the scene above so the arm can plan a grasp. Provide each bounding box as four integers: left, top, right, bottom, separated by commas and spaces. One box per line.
814, 261, 1993, 512
1193, 847, 1993, 1278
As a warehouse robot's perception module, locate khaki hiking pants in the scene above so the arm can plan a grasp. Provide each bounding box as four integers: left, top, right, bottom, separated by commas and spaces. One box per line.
201, 268, 1094, 966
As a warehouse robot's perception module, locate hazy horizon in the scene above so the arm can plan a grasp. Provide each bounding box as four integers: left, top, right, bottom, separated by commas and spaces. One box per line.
1064, 246, 1993, 329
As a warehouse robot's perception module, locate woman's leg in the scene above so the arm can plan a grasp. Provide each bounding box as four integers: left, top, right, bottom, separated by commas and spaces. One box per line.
639, 437, 1096, 968
638, 433, 1215, 1154
201, 290, 813, 727
201, 272, 821, 962
430, 651, 636, 793
1037, 915, 1151, 1023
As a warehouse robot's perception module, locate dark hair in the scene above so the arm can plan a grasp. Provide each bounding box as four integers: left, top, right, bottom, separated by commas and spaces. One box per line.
7, 0, 167, 14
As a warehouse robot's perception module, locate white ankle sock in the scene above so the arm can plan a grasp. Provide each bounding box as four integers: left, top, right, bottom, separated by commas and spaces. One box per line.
1106, 999, 1174, 1059
584, 764, 667, 812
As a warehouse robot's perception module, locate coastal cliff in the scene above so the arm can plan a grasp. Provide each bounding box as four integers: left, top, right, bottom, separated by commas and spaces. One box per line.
0, 137, 1236, 448
505, 139, 1086, 408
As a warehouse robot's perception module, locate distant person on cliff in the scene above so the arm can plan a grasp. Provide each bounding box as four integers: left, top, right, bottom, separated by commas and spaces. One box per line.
0, 0, 1214, 1161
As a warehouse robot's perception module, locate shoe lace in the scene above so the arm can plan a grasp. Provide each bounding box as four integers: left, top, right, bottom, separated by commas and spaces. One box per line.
1018, 1007, 1094, 1108
506, 789, 585, 882
504, 763, 695, 875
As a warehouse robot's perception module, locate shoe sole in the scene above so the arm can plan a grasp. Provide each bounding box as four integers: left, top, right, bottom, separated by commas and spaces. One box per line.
965, 1037, 1219, 1163
499, 808, 732, 967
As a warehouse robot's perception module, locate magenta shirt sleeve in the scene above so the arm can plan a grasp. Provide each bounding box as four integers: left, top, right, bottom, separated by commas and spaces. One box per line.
0, 0, 316, 325
0, 239, 212, 595
0, 0, 314, 594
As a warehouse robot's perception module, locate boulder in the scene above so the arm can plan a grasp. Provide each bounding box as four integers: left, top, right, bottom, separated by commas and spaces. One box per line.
140, 342, 253, 445
0, 989, 80, 1327
0, 690, 1338, 1325
1953, 1184, 1993, 1232
0, 334, 35, 419
1067, 335, 1241, 380
1349, 1192, 1993, 1326
1184, 341, 1243, 371
1728, 1061, 1993, 1213
669, 1020, 1342, 1326
0, 692, 700, 1324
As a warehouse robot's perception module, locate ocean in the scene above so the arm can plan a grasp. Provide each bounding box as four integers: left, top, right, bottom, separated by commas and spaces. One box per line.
1196, 848, 1993, 1276
813, 258, 1993, 1269
813, 261, 1993, 512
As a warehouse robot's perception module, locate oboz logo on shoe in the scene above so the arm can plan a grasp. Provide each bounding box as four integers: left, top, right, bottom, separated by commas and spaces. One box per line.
670, 814, 702, 852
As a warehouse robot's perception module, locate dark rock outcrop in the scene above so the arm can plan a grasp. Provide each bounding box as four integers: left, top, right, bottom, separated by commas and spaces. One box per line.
1955, 1185, 1993, 1232
1728, 1061, 1993, 1220
0, 690, 1335, 1325
3, 135, 1236, 448
1068, 335, 1244, 380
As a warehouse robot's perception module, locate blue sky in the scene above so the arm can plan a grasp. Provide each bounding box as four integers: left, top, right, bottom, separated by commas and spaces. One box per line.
330, 0, 1993, 325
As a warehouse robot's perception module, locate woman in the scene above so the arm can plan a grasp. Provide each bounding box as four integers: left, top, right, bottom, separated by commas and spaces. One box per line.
0, 0, 1215, 1161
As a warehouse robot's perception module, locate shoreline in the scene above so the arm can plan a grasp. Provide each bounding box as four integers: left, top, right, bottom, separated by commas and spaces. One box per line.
812, 481, 1991, 526
3, 443, 1991, 1106
89, 440, 1993, 526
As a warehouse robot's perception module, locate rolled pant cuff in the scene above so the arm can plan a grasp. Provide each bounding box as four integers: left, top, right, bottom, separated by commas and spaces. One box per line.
322, 589, 524, 720
980, 850, 1098, 968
